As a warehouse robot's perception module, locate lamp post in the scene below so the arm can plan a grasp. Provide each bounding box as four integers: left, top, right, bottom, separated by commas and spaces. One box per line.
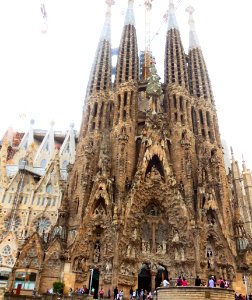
89, 268, 94, 295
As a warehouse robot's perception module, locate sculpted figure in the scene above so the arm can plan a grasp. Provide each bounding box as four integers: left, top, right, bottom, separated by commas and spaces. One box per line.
162, 241, 167, 254
172, 229, 179, 242
127, 245, 131, 257
105, 261, 112, 273
156, 244, 162, 254
93, 243, 100, 263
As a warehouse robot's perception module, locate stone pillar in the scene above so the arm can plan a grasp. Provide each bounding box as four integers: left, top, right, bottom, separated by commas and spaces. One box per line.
0, 288, 5, 300
151, 271, 156, 291
151, 223, 156, 253
112, 223, 120, 287
192, 226, 201, 275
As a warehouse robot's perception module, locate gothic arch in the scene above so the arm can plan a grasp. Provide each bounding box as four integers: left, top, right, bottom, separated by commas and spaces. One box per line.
145, 155, 165, 179
93, 196, 107, 216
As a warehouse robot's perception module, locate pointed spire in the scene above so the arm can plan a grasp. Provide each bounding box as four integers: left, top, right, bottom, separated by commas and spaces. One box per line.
242, 154, 247, 172
164, 0, 188, 87
125, 0, 135, 26
186, 6, 200, 50
100, 0, 114, 42
60, 123, 76, 165
114, 0, 138, 86
167, 0, 179, 30
49, 121, 55, 157
19, 119, 34, 150
230, 146, 234, 161
28, 119, 35, 146
85, 0, 113, 98
187, 6, 214, 102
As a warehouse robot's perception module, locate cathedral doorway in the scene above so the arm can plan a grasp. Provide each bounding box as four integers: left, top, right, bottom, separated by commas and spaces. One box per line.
138, 264, 151, 292
155, 266, 168, 288
89, 269, 99, 299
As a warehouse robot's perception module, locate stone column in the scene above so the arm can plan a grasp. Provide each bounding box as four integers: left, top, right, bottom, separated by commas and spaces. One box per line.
0, 288, 5, 300
112, 223, 120, 287
151, 271, 156, 291
151, 222, 156, 253
192, 226, 201, 275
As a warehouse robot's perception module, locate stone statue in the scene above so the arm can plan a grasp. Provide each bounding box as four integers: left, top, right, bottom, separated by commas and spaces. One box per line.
162, 241, 167, 254
127, 245, 131, 257
105, 261, 112, 273
181, 248, 185, 261
156, 244, 162, 254
93, 243, 100, 263
172, 229, 179, 242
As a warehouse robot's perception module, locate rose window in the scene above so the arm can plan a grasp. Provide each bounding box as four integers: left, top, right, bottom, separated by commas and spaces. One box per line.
2, 245, 11, 256
4, 216, 21, 231
30, 258, 39, 268
35, 218, 51, 234
6, 256, 15, 266
27, 248, 37, 258
19, 257, 30, 268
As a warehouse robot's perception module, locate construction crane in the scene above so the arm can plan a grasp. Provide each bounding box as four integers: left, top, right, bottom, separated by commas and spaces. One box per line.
40, 2, 48, 33
143, 0, 154, 80
151, 0, 184, 41
141, 0, 184, 80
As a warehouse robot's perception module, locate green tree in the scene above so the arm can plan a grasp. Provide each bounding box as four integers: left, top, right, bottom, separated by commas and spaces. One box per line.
53, 281, 65, 294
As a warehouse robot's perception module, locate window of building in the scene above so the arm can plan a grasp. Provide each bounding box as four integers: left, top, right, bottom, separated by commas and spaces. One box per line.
1, 195, 5, 203
35, 217, 51, 234
40, 159, 47, 169
2, 245, 11, 256
18, 158, 27, 169
6, 256, 15, 266
46, 184, 52, 193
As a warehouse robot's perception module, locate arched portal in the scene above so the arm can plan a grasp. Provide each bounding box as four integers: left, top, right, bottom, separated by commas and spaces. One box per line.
138, 264, 151, 292
155, 266, 168, 288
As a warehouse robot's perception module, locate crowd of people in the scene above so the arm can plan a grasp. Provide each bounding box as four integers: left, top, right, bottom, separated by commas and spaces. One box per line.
64, 275, 251, 300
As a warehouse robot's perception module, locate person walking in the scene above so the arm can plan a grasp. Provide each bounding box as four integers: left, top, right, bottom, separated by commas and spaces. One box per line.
114, 287, 118, 300
130, 287, 133, 300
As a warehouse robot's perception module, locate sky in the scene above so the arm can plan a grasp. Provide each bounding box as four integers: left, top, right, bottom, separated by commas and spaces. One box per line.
0, 0, 251, 169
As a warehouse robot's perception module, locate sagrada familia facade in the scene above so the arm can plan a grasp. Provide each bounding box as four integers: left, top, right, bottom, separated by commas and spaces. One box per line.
1, 0, 252, 295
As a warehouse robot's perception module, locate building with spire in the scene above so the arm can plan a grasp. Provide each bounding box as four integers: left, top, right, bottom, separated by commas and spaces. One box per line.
4, 0, 252, 295
0, 121, 76, 288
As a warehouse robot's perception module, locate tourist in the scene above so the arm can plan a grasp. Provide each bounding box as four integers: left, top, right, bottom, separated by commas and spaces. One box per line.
68, 287, 73, 296
108, 289, 111, 298
147, 291, 152, 300
208, 276, 215, 288
176, 276, 183, 286
182, 277, 188, 286
99, 288, 104, 300
119, 290, 124, 300
195, 275, 202, 286
162, 278, 170, 287
130, 287, 133, 300
219, 278, 225, 288
114, 287, 118, 300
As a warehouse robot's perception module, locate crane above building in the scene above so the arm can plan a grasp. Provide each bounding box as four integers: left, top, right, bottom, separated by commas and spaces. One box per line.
142, 0, 184, 80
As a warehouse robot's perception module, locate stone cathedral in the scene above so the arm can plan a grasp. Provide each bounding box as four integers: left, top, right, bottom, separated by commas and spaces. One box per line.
3, 0, 252, 296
